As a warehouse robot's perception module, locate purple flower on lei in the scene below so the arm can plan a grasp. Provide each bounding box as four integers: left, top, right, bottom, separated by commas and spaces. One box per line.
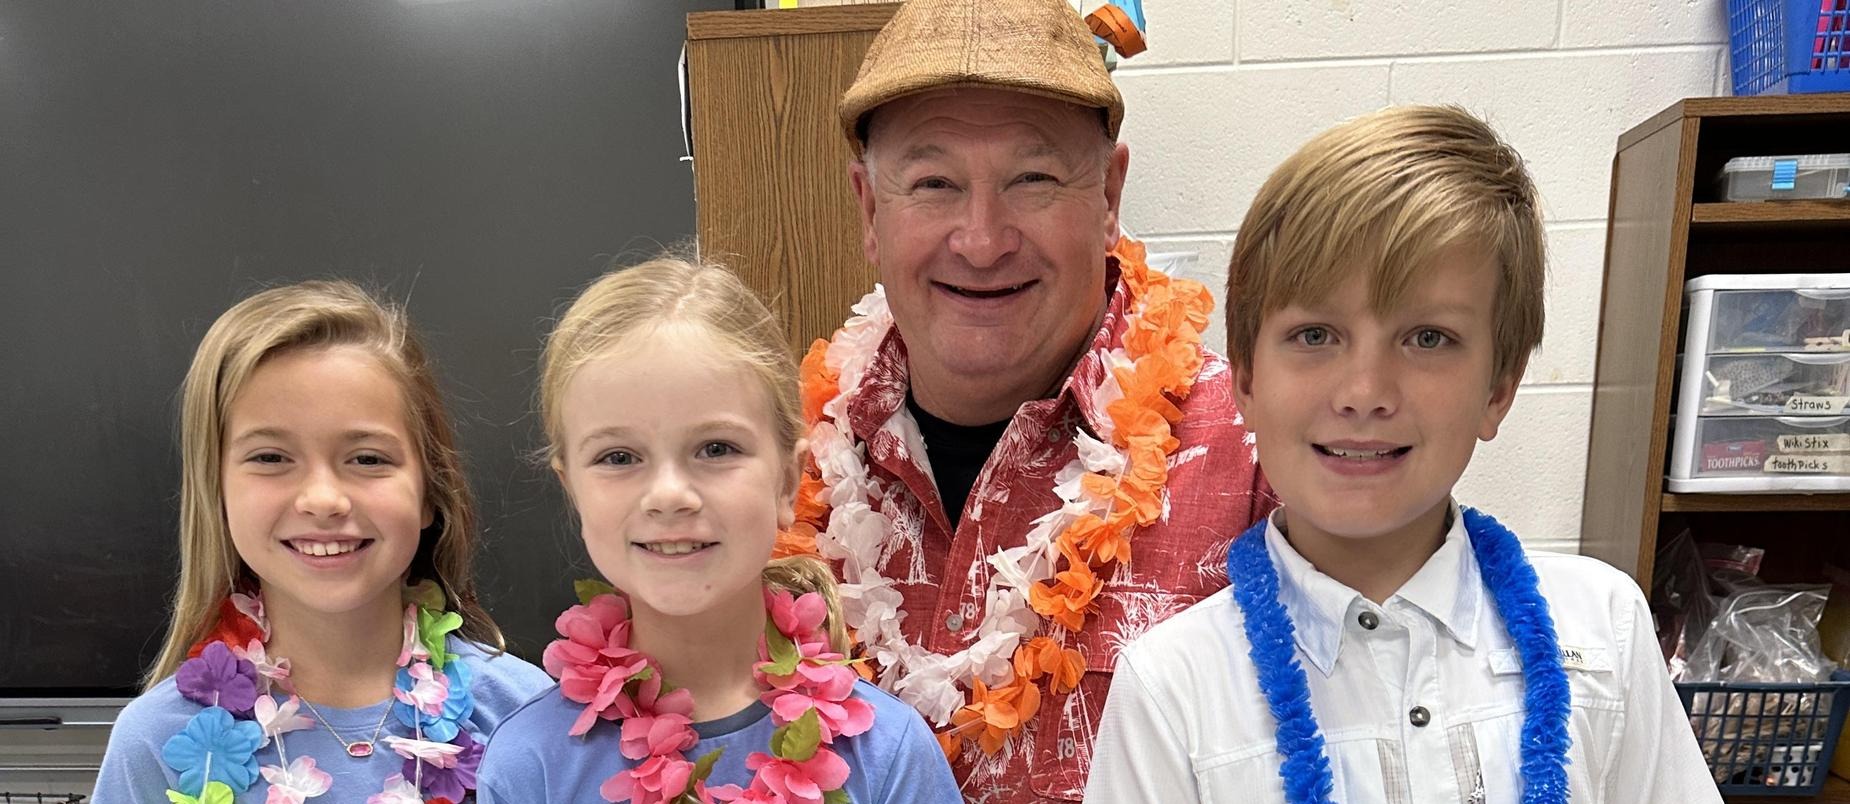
161, 706, 264, 795
400, 729, 482, 802
176, 642, 260, 719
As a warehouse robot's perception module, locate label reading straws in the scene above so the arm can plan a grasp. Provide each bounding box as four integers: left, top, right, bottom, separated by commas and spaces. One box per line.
1783, 396, 1850, 415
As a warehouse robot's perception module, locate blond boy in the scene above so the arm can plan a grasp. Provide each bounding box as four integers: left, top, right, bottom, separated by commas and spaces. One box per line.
1084, 106, 1718, 803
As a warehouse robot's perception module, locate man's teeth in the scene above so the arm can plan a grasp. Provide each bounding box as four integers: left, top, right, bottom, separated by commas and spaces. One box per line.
950, 283, 1025, 297
1324, 446, 1400, 459
296, 540, 360, 556
642, 542, 713, 556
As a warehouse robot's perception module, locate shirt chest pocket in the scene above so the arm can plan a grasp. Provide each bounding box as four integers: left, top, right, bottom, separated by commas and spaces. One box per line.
1470, 647, 1627, 803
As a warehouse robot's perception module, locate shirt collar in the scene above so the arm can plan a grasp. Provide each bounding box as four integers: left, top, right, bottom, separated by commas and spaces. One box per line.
1265, 501, 1481, 676
1059, 257, 1129, 440
1394, 502, 1483, 652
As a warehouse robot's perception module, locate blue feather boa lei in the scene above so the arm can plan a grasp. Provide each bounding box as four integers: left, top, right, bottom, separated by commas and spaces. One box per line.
1224, 506, 1571, 803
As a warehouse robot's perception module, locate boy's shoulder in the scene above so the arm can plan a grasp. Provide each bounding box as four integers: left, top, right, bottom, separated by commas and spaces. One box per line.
1525, 548, 1647, 610
1115, 587, 1248, 678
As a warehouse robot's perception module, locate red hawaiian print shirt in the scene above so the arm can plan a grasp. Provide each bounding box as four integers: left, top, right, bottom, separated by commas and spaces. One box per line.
840, 262, 1274, 802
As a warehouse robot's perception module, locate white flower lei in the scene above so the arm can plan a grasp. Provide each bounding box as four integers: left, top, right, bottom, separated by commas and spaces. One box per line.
810, 281, 1166, 727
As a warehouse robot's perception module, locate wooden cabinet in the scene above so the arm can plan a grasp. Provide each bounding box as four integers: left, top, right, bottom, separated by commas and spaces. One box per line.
685, 4, 899, 350
1582, 94, 1850, 801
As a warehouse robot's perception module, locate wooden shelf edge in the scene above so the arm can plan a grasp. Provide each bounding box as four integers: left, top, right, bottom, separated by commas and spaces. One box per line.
1683, 94, 1850, 121
687, 4, 899, 40
1661, 492, 1850, 512
1692, 200, 1850, 226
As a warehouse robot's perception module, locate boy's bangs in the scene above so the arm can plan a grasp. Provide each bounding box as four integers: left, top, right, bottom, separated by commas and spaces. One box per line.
1258, 191, 1509, 323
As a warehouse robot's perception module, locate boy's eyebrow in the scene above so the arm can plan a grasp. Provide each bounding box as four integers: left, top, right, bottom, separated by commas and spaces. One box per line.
1399, 301, 1482, 318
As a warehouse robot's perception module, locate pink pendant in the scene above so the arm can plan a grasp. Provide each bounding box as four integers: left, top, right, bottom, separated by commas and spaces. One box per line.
347, 742, 374, 758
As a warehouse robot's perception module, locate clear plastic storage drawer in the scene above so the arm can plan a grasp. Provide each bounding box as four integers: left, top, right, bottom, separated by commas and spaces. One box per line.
1720, 154, 1850, 201
1697, 353, 1850, 416
1694, 286, 1850, 355
1668, 416, 1850, 493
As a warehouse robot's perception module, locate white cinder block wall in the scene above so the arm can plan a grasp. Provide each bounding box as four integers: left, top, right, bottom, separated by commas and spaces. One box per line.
1112, 0, 1732, 552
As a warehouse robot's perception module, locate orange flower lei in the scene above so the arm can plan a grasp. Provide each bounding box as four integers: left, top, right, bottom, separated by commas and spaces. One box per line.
778, 237, 1213, 758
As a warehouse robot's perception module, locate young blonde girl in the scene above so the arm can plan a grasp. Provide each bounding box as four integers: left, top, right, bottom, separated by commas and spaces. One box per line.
96, 280, 550, 803
476, 256, 958, 803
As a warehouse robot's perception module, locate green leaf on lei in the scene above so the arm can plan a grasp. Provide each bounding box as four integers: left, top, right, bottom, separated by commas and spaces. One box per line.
404, 579, 447, 611
824, 790, 852, 804
690, 747, 724, 783
417, 607, 463, 670
165, 782, 234, 804
770, 708, 822, 762
574, 578, 617, 605
761, 619, 800, 677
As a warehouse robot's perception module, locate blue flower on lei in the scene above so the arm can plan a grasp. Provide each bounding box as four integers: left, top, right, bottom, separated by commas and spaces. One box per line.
160, 706, 263, 796
392, 657, 475, 742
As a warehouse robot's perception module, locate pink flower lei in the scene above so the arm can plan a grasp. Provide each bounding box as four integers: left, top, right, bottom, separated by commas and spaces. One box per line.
543, 582, 875, 804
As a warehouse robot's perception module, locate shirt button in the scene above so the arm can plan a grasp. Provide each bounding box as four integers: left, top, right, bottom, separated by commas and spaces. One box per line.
1409, 706, 1431, 727
946, 613, 965, 632
1357, 611, 1380, 630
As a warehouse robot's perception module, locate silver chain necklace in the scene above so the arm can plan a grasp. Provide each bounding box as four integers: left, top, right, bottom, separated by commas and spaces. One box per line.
297, 696, 394, 758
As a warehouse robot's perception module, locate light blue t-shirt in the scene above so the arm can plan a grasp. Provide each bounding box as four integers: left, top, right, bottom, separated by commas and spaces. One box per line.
478, 679, 961, 804
93, 638, 551, 804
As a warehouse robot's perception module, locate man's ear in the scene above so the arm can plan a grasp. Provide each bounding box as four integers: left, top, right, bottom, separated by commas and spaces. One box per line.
1478, 357, 1528, 442
848, 159, 881, 266
1102, 141, 1130, 248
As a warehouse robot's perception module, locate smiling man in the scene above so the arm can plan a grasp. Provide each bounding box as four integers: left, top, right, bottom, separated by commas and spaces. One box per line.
791, 0, 1273, 800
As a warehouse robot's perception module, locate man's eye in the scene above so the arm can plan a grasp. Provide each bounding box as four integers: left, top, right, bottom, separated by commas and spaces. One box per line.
1015, 172, 1056, 185
914, 177, 956, 191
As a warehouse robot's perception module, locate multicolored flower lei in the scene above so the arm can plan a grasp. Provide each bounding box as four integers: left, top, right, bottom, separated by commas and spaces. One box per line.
161, 582, 479, 804
774, 236, 1214, 758
543, 581, 875, 804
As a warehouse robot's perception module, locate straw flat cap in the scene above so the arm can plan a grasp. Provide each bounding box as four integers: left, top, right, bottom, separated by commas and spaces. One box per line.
839, 0, 1124, 153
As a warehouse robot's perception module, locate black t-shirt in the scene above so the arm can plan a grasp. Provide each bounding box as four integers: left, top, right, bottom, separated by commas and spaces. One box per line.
906, 393, 1011, 529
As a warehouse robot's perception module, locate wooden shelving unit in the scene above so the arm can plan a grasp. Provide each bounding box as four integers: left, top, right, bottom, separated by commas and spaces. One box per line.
1583, 93, 1850, 803
1692, 200, 1850, 227
1661, 493, 1850, 513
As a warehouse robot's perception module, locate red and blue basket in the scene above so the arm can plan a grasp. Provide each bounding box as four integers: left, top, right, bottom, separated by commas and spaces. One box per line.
1729, 0, 1850, 94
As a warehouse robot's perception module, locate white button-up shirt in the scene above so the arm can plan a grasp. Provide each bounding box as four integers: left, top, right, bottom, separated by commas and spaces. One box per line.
1085, 507, 1721, 803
